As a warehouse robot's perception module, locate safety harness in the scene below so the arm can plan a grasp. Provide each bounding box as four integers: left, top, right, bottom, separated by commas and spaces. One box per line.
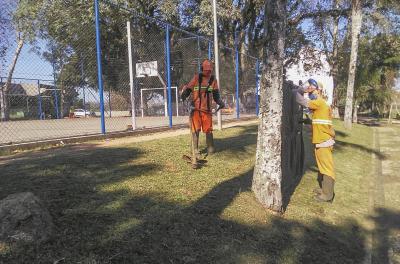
195, 73, 215, 112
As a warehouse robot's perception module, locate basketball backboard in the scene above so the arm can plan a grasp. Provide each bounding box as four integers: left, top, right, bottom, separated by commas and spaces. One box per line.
136, 61, 158, 77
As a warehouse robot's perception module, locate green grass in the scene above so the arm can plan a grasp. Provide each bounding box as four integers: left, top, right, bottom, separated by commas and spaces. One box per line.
0, 121, 378, 263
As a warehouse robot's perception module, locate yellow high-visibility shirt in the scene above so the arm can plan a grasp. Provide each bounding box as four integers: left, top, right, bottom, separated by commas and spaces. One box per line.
308, 98, 335, 144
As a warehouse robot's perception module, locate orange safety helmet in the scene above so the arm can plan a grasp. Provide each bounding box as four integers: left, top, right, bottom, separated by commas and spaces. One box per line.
202, 60, 213, 72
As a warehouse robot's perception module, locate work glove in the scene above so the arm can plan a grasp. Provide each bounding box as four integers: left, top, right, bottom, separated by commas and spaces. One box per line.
216, 102, 225, 112
301, 116, 312, 125
212, 89, 225, 111
181, 87, 191, 102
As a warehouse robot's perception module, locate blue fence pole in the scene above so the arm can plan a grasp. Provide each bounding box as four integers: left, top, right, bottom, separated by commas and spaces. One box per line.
94, 0, 106, 134
255, 59, 260, 116
52, 62, 60, 119
37, 80, 43, 120
208, 41, 212, 60
235, 31, 240, 119
165, 24, 173, 128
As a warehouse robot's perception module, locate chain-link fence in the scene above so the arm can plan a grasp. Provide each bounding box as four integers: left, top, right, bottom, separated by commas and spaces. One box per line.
0, 0, 260, 146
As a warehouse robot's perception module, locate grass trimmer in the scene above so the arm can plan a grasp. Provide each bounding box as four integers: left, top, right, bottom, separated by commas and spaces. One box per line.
182, 104, 223, 169
182, 105, 203, 169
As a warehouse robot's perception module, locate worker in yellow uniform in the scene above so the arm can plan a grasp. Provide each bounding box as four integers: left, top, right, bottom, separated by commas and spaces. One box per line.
294, 79, 335, 202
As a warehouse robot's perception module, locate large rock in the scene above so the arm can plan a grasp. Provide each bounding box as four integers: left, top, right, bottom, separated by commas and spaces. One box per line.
0, 192, 54, 243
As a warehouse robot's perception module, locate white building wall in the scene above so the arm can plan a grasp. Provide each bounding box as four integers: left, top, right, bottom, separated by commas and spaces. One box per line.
285, 49, 334, 105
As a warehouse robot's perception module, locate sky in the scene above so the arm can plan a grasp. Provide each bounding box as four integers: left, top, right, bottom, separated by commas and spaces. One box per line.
1, 40, 53, 83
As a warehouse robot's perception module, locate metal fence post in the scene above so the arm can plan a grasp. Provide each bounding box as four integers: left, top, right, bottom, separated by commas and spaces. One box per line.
83, 87, 86, 114
175, 87, 179, 116
52, 61, 60, 119
127, 20, 136, 130
37, 80, 43, 120
165, 24, 173, 128
235, 31, 240, 119
255, 59, 260, 116
0, 77, 3, 120
212, 0, 222, 129
94, 0, 106, 134
108, 86, 112, 117
80, 58, 87, 116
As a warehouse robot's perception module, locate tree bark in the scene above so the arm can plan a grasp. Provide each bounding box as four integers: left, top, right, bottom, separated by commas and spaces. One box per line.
1, 37, 24, 121
252, 0, 287, 212
331, 0, 340, 118
352, 100, 358, 123
344, 0, 362, 129
60, 81, 64, 118
388, 103, 393, 124
239, 31, 247, 113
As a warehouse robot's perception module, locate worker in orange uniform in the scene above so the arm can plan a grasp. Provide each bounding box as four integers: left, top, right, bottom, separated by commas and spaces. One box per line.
294, 79, 335, 202
180, 59, 225, 156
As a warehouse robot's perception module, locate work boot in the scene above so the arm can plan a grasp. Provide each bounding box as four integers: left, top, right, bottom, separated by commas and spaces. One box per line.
315, 175, 335, 202
206, 133, 215, 154
313, 188, 322, 195
313, 173, 324, 194
192, 132, 201, 159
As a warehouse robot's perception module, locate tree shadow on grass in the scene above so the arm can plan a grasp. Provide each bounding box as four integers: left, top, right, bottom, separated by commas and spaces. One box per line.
370, 208, 400, 264
5, 164, 372, 263
335, 130, 349, 138
214, 124, 307, 211
0, 143, 161, 263
89, 169, 367, 264
212, 125, 258, 154
0, 132, 370, 263
334, 140, 386, 160
0, 145, 368, 263
358, 119, 382, 127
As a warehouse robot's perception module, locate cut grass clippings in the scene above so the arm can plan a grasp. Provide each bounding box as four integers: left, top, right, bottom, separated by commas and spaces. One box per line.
0, 120, 376, 263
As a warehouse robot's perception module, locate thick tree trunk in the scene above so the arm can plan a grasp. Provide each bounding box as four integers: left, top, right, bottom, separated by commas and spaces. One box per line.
344, 0, 362, 129
331, 0, 340, 118
252, 0, 287, 212
1, 37, 24, 121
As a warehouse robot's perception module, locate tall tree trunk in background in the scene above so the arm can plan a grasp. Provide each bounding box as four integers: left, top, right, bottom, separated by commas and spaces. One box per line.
252, 0, 287, 212
388, 103, 393, 124
352, 99, 358, 123
60, 82, 64, 117
331, 0, 340, 118
239, 32, 247, 113
344, 0, 362, 129
1, 37, 24, 121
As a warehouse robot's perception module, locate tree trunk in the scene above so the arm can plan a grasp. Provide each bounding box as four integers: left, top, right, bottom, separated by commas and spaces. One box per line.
388, 103, 393, 124
0, 82, 4, 120
239, 32, 247, 113
252, 0, 287, 212
1, 37, 24, 121
331, 0, 340, 118
60, 81, 64, 117
352, 100, 358, 123
344, 0, 362, 129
